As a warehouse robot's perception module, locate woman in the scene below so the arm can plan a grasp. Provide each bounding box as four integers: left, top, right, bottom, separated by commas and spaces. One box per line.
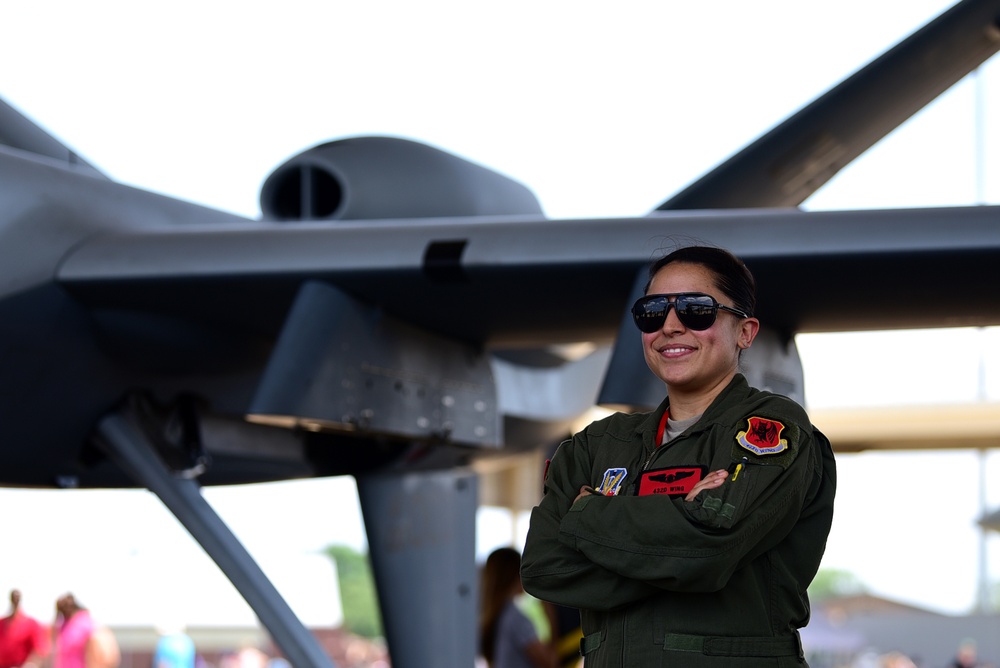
53, 594, 118, 668
479, 547, 558, 668
520, 246, 836, 667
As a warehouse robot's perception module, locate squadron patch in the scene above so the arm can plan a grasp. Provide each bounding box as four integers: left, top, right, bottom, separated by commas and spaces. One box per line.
596, 468, 628, 496
736, 416, 788, 456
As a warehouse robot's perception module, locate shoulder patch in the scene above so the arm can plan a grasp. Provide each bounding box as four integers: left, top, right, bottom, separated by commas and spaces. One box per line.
736, 416, 788, 456
596, 468, 628, 496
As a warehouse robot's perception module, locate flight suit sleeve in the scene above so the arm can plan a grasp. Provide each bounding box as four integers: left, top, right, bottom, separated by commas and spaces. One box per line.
521, 433, 657, 611
555, 415, 830, 593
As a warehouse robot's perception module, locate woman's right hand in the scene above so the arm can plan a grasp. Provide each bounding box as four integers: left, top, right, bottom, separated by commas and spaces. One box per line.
684, 469, 728, 501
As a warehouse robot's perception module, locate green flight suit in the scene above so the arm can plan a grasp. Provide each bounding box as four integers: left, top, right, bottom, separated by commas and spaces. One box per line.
521, 374, 836, 667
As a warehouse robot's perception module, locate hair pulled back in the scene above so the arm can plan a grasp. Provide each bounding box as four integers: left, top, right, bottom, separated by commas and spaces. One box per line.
645, 246, 756, 318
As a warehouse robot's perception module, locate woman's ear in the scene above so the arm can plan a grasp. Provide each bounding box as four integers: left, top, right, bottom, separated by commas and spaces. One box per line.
738, 317, 760, 349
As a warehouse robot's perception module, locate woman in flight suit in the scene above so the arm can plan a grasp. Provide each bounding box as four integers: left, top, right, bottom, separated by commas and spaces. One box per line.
520, 246, 836, 667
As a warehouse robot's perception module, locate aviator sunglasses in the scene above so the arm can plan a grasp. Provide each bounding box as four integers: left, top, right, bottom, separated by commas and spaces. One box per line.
631, 292, 751, 333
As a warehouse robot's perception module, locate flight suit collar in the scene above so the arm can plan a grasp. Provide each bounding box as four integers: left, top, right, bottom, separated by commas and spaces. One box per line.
632, 374, 753, 446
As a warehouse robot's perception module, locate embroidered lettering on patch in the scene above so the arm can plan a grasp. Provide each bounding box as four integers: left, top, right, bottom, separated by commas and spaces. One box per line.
597, 468, 628, 496
636, 466, 706, 497
736, 416, 788, 456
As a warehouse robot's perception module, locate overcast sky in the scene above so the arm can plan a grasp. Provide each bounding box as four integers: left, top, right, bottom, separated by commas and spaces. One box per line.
1, 0, 999, 629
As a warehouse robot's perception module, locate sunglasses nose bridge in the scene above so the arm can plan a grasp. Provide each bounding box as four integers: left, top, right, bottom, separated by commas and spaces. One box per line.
654, 300, 685, 332
660, 301, 688, 329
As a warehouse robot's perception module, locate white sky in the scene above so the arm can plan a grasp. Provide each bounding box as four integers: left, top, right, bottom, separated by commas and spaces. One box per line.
2, 0, 1000, 628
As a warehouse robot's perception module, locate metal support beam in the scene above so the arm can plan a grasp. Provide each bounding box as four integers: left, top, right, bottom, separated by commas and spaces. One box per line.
358, 467, 478, 668
96, 404, 335, 668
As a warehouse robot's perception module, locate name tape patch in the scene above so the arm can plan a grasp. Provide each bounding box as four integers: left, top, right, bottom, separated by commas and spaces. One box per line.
636, 466, 706, 497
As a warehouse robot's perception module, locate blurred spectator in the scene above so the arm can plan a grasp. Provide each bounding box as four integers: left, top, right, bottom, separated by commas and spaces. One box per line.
0, 590, 50, 668
880, 650, 916, 668
478, 547, 557, 668
949, 638, 982, 668
154, 626, 196, 668
53, 593, 119, 668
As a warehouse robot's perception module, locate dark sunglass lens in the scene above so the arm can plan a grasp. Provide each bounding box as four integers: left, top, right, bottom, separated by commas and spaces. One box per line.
632, 297, 667, 333
675, 295, 718, 330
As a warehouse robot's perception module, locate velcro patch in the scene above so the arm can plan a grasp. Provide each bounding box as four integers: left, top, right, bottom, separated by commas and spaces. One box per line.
635, 466, 707, 497
736, 416, 788, 456
597, 467, 628, 496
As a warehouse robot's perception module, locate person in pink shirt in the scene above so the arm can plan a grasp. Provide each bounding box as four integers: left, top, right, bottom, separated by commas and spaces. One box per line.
0, 589, 50, 668
53, 594, 94, 668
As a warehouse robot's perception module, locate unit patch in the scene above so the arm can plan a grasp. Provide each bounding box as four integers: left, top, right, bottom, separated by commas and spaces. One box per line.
635, 466, 706, 497
736, 416, 788, 456
596, 468, 628, 496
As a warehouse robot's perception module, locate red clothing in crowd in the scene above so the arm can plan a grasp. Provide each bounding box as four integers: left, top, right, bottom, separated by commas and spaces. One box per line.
0, 610, 50, 668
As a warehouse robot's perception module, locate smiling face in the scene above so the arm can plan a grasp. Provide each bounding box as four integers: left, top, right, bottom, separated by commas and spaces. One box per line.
642, 261, 759, 415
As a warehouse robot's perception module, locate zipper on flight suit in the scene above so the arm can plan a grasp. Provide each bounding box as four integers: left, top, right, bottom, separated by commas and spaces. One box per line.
620, 426, 674, 662
639, 446, 659, 477
638, 409, 674, 481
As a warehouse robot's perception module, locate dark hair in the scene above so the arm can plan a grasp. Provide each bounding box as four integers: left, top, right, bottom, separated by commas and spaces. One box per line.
478, 547, 524, 666
645, 246, 756, 317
